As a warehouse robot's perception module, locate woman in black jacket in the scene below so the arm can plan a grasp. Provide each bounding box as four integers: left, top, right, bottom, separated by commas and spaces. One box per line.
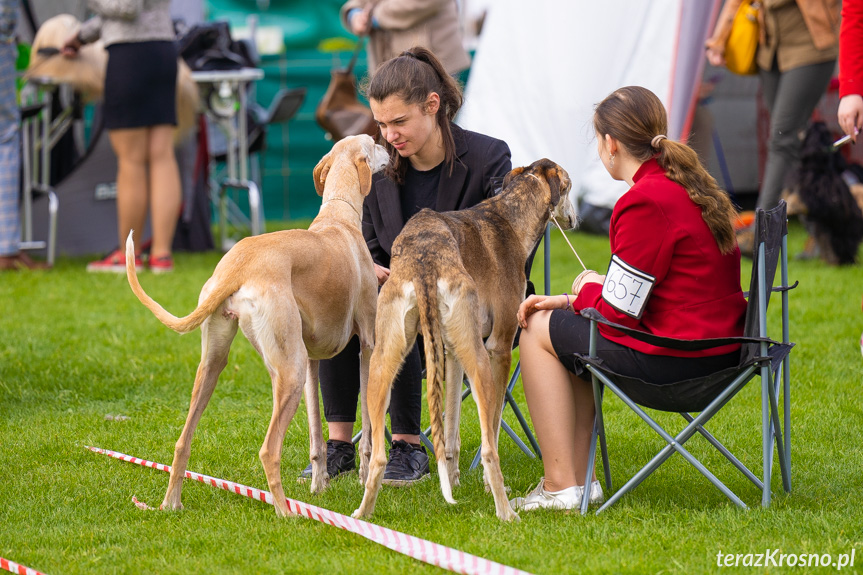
299, 46, 511, 486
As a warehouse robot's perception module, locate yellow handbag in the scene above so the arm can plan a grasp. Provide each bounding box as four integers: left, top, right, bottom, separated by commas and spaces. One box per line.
724, 0, 760, 76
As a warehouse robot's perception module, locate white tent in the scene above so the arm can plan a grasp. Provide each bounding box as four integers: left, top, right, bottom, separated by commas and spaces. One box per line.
459, 0, 721, 210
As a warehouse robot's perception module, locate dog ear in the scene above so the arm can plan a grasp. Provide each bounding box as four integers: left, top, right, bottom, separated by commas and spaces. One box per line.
313, 152, 333, 196
355, 155, 372, 196
502, 166, 525, 189
543, 165, 562, 206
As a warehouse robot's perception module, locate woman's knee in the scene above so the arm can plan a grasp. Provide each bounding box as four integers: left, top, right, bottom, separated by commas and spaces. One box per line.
148, 126, 179, 163
521, 310, 555, 354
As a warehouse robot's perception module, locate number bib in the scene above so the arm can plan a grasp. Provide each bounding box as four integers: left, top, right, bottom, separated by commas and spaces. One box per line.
602, 255, 655, 319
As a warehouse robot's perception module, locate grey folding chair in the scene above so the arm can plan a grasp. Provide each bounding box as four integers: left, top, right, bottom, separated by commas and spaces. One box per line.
575, 201, 795, 514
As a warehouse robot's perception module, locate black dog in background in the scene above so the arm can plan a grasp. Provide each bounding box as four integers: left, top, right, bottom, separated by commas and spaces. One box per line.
782, 121, 863, 265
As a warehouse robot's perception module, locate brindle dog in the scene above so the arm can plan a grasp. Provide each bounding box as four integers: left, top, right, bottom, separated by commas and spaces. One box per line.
352, 159, 576, 522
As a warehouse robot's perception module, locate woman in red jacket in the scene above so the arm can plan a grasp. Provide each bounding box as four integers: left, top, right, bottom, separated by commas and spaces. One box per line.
838, 0, 863, 142
509, 86, 747, 512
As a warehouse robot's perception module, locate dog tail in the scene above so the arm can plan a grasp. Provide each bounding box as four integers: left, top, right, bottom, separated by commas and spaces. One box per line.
125, 231, 232, 334
415, 275, 456, 505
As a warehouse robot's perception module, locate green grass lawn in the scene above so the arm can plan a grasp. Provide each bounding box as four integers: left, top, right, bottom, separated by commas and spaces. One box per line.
1, 220, 862, 574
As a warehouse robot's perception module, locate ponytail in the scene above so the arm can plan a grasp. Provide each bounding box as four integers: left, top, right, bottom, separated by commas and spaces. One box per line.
653, 138, 737, 254
363, 46, 463, 184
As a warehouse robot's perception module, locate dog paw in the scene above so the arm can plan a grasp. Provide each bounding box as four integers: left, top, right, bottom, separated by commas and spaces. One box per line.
274, 503, 296, 518
351, 508, 366, 519
498, 508, 520, 523
309, 477, 329, 495
159, 501, 184, 511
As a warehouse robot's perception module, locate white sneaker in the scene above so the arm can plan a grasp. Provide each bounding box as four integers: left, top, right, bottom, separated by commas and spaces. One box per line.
508, 478, 580, 511
587, 480, 605, 505
509, 478, 605, 512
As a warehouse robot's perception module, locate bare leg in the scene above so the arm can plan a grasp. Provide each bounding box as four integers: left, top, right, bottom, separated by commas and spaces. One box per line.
108, 128, 149, 249
519, 310, 596, 493
147, 125, 181, 258
328, 421, 354, 443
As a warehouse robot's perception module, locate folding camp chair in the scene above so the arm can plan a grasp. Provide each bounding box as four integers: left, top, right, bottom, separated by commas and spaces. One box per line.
576, 201, 795, 514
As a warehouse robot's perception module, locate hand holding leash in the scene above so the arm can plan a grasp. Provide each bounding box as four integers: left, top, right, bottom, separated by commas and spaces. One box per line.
572, 270, 604, 296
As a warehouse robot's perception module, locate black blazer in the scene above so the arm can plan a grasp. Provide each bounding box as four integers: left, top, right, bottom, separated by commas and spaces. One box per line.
362, 123, 512, 267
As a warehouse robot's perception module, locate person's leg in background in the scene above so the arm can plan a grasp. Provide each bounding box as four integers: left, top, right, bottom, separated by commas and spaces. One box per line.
383, 343, 429, 485
0, 38, 45, 271
147, 124, 181, 271
109, 127, 149, 253
0, 123, 22, 269
757, 60, 836, 211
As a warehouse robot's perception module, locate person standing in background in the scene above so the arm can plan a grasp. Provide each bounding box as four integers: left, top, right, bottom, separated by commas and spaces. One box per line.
706, 0, 839, 252
341, 0, 470, 77
838, 0, 863, 142
63, 0, 181, 273
0, 0, 48, 271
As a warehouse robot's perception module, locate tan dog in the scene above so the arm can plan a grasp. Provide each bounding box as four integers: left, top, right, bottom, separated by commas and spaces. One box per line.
125, 135, 389, 516
352, 159, 575, 522
28, 14, 199, 142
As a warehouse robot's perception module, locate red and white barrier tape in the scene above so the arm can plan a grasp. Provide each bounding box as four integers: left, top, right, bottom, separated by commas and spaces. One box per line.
87, 446, 532, 575
0, 557, 47, 575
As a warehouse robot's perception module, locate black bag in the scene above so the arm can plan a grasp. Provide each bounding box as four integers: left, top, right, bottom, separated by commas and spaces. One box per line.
177, 21, 256, 72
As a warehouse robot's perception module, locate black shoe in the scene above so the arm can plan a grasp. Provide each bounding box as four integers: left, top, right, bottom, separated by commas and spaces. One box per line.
382, 440, 430, 486
298, 439, 356, 481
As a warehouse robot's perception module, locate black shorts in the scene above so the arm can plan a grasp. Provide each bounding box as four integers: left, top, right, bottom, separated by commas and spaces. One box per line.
548, 309, 739, 387
103, 41, 178, 130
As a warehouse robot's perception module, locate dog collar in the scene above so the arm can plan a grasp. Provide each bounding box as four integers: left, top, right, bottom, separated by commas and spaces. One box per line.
323, 197, 362, 219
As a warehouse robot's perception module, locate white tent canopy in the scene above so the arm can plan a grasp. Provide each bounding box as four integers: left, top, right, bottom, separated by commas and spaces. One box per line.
459, 0, 720, 210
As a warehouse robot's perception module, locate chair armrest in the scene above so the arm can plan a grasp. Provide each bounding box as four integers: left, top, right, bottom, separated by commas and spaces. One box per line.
579, 307, 778, 352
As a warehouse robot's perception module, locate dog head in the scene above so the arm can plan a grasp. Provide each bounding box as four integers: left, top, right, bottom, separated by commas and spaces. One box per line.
503, 158, 576, 229
313, 134, 389, 198
28, 14, 108, 102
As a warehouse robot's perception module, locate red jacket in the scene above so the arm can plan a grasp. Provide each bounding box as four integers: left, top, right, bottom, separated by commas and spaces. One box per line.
840, 0, 863, 98
573, 160, 747, 358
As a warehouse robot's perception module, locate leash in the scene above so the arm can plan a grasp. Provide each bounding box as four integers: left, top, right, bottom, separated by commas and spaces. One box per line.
549, 211, 587, 272
525, 172, 588, 271
87, 446, 534, 575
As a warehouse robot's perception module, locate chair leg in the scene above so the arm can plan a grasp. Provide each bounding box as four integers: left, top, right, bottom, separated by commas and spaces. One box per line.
780, 233, 792, 492
47, 190, 58, 266
580, 418, 600, 515
761, 363, 772, 507
681, 412, 763, 489
782, 355, 792, 493
591, 368, 753, 513
460, 363, 541, 470
469, 419, 527, 470
768, 366, 791, 493
505, 364, 542, 457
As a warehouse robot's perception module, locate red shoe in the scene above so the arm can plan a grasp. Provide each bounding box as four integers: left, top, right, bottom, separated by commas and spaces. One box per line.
149, 254, 174, 274
86, 250, 143, 273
